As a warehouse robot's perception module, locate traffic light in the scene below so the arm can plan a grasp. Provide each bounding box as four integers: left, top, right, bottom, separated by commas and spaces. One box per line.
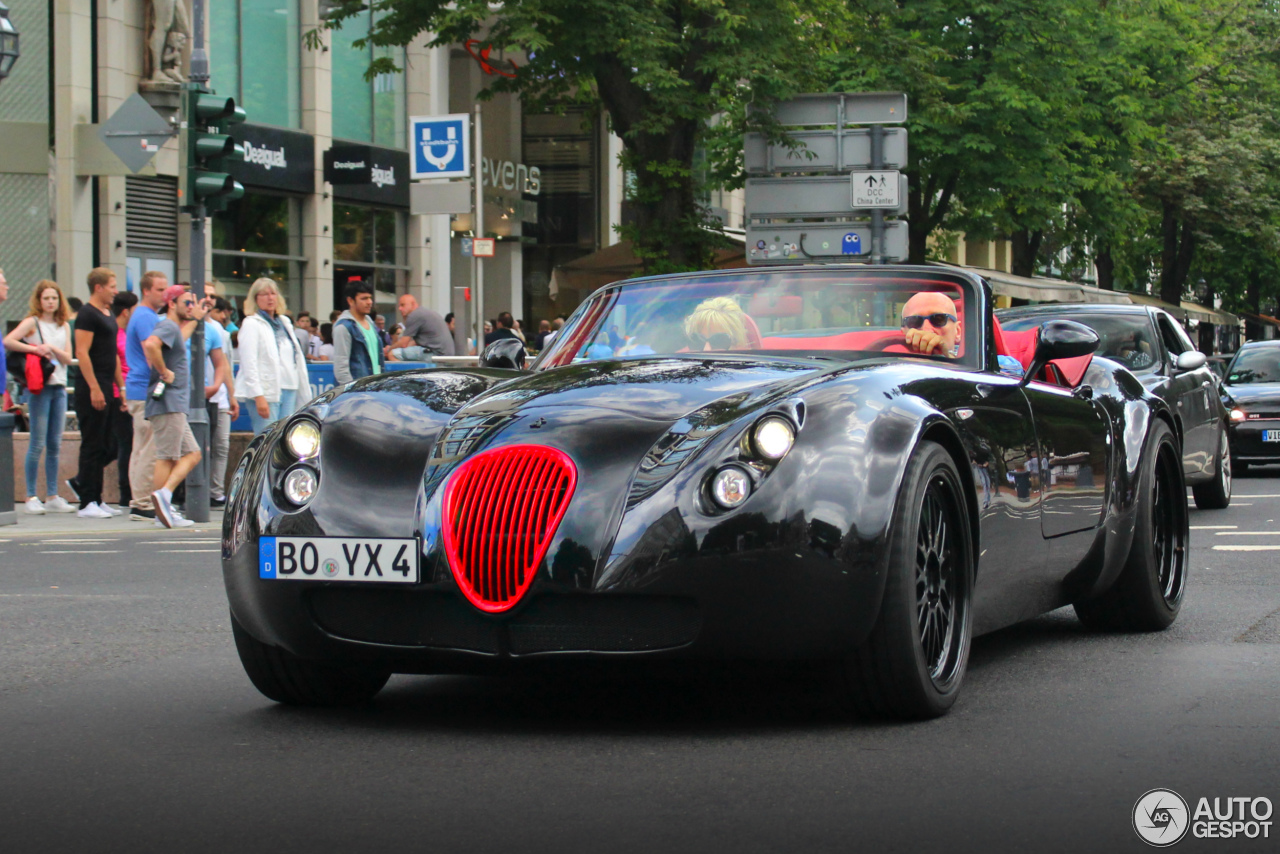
179, 87, 246, 213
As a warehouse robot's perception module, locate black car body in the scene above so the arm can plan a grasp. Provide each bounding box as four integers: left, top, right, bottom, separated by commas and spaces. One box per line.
998, 303, 1232, 508
1220, 341, 1280, 471
223, 266, 1188, 718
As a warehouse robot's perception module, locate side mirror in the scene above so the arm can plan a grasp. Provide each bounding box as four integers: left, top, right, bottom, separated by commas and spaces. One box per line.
480, 338, 527, 370
1175, 351, 1207, 372
1020, 320, 1100, 388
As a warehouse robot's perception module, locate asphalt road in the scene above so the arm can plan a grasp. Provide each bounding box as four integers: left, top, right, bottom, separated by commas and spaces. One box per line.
2, 471, 1278, 854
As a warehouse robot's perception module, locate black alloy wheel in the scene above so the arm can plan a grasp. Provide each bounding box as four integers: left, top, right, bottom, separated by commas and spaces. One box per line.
844, 441, 974, 719
1074, 419, 1187, 631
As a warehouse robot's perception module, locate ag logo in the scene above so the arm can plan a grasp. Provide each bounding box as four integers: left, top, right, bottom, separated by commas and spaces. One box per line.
1133, 789, 1190, 846
321, 558, 339, 578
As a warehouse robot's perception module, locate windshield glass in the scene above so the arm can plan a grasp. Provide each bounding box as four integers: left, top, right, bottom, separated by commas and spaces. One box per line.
999, 312, 1160, 372
536, 270, 979, 369
1226, 348, 1280, 384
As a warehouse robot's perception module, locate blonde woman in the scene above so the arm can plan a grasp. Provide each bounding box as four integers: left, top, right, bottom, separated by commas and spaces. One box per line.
236, 278, 312, 434
683, 297, 751, 350
3, 281, 77, 513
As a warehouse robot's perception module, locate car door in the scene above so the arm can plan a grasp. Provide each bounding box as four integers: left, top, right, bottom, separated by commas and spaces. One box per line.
1154, 310, 1215, 477
1021, 380, 1110, 539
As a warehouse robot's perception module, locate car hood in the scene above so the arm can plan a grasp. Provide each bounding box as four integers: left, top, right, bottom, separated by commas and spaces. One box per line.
457, 356, 824, 422
1223, 384, 1280, 407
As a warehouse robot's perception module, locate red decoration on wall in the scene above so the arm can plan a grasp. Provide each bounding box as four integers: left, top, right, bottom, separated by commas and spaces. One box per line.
465, 39, 518, 78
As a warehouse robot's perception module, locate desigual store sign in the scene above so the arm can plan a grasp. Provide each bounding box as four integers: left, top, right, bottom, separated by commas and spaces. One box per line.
225, 124, 316, 194
324, 144, 411, 207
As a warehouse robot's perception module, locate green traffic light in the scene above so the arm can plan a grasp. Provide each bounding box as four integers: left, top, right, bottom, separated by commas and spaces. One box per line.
193, 94, 245, 126
194, 134, 244, 162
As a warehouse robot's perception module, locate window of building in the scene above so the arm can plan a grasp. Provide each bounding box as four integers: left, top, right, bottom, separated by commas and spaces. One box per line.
210, 0, 301, 129
212, 192, 305, 313
331, 9, 405, 147
333, 203, 406, 311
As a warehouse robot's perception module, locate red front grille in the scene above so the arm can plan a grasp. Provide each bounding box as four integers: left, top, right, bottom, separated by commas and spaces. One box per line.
442, 444, 577, 613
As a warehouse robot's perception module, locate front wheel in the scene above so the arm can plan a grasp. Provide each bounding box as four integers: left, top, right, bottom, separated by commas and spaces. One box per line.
842, 441, 975, 719
1192, 428, 1232, 509
231, 612, 390, 706
1074, 419, 1187, 631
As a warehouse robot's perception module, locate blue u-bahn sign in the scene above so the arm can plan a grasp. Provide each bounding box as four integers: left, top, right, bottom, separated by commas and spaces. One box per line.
409, 114, 471, 180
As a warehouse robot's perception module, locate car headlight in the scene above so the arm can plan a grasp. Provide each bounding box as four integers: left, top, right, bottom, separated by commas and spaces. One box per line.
285, 419, 321, 459
1230, 408, 1247, 423
283, 466, 318, 506
711, 467, 752, 509
751, 416, 795, 461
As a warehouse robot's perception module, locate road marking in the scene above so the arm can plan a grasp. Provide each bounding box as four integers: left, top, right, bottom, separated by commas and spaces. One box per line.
1213, 545, 1280, 552
156, 549, 220, 553
1192, 525, 1237, 530
1231, 493, 1280, 498
137, 540, 220, 545
39, 550, 122, 554
1215, 531, 1280, 536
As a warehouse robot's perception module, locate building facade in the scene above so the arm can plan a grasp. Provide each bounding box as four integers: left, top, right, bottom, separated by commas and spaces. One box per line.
0, 0, 630, 341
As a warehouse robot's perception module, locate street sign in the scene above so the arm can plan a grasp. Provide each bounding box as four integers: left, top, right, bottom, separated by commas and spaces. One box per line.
753, 92, 907, 127
472, 237, 496, 257
746, 221, 909, 264
410, 114, 470, 179
461, 237, 473, 257
744, 127, 908, 173
97, 93, 175, 174
410, 180, 473, 215
746, 175, 907, 218
851, 170, 902, 209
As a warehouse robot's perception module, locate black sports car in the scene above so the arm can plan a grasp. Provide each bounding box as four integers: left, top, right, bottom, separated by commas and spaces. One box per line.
1220, 341, 1280, 473
998, 303, 1232, 509
222, 265, 1188, 719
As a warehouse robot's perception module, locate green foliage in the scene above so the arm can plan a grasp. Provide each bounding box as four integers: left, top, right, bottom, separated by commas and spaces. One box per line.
314, 0, 845, 273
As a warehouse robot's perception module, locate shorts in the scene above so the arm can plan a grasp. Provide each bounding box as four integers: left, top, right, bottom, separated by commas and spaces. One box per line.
149, 412, 199, 461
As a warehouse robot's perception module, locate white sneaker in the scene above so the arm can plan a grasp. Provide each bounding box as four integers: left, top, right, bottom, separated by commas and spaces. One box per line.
169, 511, 196, 528
77, 503, 113, 519
43, 496, 76, 513
24, 497, 46, 515
95, 502, 123, 517
151, 489, 175, 528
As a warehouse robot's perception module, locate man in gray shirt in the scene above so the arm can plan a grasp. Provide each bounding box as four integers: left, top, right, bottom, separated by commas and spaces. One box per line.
386, 293, 455, 361
141, 285, 206, 528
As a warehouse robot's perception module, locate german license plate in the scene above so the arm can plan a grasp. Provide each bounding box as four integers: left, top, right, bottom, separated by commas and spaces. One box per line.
258, 536, 419, 583
1263, 430, 1280, 443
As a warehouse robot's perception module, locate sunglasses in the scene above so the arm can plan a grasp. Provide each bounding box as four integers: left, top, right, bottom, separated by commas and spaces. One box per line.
902, 313, 957, 330
689, 331, 735, 349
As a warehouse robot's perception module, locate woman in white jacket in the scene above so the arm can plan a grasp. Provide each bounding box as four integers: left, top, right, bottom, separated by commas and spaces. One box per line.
237, 277, 312, 435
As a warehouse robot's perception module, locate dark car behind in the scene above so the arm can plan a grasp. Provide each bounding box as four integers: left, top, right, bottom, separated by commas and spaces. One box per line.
1220, 341, 1280, 473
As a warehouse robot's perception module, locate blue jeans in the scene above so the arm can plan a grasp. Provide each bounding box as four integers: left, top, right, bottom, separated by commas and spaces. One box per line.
390, 345, 436, 365
248, 388, 298, 436
25, 385, 67, 498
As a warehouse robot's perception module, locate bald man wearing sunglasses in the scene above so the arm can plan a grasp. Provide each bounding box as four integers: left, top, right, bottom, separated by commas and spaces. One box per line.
901, 292, 962, 357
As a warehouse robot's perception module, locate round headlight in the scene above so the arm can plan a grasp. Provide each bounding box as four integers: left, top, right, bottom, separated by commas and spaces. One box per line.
283, 466, 318, 506
1230, 408, 1247, 423
752, 416, 795, 461
285, 420, 321, 459
711, 467, 752, 509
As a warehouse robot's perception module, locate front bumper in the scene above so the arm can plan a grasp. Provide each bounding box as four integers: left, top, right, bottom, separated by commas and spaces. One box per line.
1228, 420, 1280, 463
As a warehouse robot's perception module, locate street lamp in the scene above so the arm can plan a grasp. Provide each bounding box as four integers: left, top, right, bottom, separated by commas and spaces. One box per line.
0, 3, 19, 83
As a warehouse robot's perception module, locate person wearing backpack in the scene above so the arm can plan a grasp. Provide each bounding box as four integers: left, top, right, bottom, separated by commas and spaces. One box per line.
3, 281, 77, 513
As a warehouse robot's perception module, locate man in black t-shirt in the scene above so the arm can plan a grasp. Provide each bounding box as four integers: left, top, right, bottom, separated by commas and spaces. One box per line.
72, 267, 124, 518
483, 311, 520, 348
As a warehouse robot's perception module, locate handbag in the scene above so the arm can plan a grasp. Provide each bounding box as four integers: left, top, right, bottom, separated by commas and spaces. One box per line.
17, 321, 56, 393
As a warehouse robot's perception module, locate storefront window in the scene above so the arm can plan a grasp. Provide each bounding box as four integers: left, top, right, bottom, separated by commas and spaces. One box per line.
210, 0, 301, 129
331, 9, 405, 146
332, 202, 405, 310
212, 192, 304, 312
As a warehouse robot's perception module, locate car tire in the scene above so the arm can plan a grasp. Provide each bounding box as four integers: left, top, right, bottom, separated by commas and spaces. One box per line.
842, 441, 974, 720
231, 612, 391, 706
1074, 420, 1188, 631
1192, 428, 1232, 509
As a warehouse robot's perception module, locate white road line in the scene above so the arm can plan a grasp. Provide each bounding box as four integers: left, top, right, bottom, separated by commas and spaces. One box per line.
1191, 525, 1237, 530
1215, 531, 1280, 536
156, 549, 220, 553
39, 550, 122, 554
1231, 494, 1280, 498
137, 540, 220, 545
1212, 545, 1280, 552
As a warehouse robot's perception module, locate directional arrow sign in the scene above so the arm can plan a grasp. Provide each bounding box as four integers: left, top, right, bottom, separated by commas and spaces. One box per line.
850, 170, 901, 209
98, 93, 175, 174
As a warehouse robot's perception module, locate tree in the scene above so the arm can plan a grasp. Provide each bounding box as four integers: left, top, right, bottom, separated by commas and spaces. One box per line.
313, 0, 845, 273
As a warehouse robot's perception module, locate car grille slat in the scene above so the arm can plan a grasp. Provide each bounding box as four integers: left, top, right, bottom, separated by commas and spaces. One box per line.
443, 445, 577, 612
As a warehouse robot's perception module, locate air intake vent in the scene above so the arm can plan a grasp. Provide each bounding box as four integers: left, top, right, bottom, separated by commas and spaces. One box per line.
442, 445, 577, 613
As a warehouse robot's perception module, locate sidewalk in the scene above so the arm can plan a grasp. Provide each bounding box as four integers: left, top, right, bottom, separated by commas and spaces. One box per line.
1, 505, 222, 537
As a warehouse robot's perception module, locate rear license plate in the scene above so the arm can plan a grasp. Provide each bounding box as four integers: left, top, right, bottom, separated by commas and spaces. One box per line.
259, 536, 419, 583
1264, 430, 1280, 443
